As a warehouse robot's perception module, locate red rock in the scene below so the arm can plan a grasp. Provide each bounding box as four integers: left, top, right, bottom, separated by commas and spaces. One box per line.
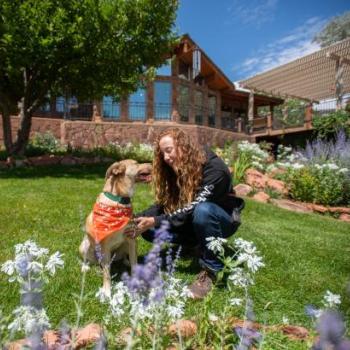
168, 320, 197, 338
339, 213, 350, 222
28, 155, 61, 166
234, 184, 253, 197
308, 204, 329, 213
60, 156, 77, 165
280, 325, 309, 340
270, 199, 313, 213
245, 168, 267, 189
328, 207, 350, 214
73, 323, 102, 349
268, 167, 286, 178
6, 339, 30, 350
252, 191, 270, 203
266, 178, 288, 195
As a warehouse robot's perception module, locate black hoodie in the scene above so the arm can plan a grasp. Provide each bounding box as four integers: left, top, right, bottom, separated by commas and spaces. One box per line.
137, 150, 243, 228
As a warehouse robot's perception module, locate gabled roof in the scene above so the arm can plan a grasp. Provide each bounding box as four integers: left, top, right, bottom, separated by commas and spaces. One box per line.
240, 38, 350, 102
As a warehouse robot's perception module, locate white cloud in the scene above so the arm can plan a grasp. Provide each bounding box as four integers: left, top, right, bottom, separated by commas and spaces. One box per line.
228, 0, 279, 27
235, 16, 328, 80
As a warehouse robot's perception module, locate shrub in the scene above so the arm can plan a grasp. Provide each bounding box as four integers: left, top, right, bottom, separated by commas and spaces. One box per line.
312, 110, 350, 139
25, 131, 65, 157
287, 164, 347, 206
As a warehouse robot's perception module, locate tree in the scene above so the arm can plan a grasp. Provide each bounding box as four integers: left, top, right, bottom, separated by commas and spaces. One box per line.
313, 11, 350, 48
0, 0, 178, 156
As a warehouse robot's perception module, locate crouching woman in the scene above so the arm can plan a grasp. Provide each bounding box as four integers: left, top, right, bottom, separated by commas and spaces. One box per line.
129, 128, 244, 299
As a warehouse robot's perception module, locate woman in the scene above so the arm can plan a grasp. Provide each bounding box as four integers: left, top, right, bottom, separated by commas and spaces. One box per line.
131, 128, 244, 299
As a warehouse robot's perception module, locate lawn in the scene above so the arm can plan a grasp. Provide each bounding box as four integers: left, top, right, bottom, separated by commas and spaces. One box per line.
0, 164, 349, 348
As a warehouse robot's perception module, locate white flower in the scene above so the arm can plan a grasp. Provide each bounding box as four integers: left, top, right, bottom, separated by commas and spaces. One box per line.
323, 290, 341, 308
45, 251, 64, 276
228, 268, 253, 287
208, 313, 219, 322
282, 316, 289, 324
292, 163, 304, 170
229, 298, 242, 306
28, 261, 44, 274
81, 263, 90, 273
245, 254, 265, 273
8, 306, 50, 335
167, 304, 185, 320
206, 237, 227, 255
339, 168, 348, 174
1, 260, 15, 276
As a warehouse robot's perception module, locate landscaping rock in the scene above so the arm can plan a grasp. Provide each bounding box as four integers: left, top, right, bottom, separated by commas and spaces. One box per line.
245, 168, 267, 189
306, 203, 329, 213
168, 320, 197, 338
269, 199, 313, 213
339, 213, 350, 222
74, 323, 102, 349
0, 160, 8, 169
328, 207, 350, 214
28, 155, 61, 166
60, 156, 77, 165
268, 167, 286, 178
280, 325, 309, 340
6, 339, 30, 350
266, 178, 288, 195
234, 184, 252, 197
252, 191, 270, 203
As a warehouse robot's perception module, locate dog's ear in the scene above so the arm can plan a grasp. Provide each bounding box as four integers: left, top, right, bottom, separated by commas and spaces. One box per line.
105, 162, 126, 180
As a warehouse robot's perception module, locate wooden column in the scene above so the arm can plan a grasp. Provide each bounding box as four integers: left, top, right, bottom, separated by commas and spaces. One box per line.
304, 104, 313, 129
335, 58, 344, 110
248, 90, 254, 134
216, 92, 221, 128
92, 100, 102, 123
203, 86, 209, 126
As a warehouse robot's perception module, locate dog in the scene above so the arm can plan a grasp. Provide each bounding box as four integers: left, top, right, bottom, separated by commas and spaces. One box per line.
79, 159, 152, 296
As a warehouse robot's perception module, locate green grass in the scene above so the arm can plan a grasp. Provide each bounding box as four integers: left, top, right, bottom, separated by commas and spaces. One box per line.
0, 165, 349, 348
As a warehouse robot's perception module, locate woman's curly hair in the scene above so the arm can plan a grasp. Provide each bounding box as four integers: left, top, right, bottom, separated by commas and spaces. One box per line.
153, 128, 206, 213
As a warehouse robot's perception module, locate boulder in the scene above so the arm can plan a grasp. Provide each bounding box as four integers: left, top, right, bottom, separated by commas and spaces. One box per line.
270, 199, 313, 213
328, 207, 350, 214
60, 156, 77, 165
306, 203, 329, 214
234, 184, 252, 197
168, 320, 197, 338
266, 178, 288, 195
339, 213, 350, 222
28, 155, 61, 166
252, 191, 270, 203
74, 323, 102, 349
245, 168, 267, 189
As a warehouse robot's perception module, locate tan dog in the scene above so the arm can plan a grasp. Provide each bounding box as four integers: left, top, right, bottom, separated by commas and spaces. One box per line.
79, 159, 152, 296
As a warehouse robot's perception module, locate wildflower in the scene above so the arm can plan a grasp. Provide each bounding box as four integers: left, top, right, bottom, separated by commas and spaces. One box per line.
229, 298, 242, 306
167, 304, 185, 320
323, 290, 341, 308
312, 310, 349, 350
228, 268, 253, 288
234, 326, 262, 350
81, 262, 90, 273
206, 236, 227, 255
8, 305, 51, 335
282, 316, 289, 324
45, 251, 64, 276
208, 313, 219, 322
305, 304, 323, 319
1, 260, 16, 276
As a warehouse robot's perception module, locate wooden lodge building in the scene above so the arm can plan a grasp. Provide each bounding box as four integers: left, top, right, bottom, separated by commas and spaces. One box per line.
3, 34, 321, 148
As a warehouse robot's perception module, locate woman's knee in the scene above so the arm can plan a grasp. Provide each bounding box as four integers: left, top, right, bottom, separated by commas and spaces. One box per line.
193, 202, 215, 226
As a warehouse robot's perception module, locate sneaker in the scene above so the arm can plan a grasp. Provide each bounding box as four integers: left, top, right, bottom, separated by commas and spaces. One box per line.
188, 270, 216, 300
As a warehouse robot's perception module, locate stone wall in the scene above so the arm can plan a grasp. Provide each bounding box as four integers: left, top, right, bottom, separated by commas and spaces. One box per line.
0, 116, 251, 149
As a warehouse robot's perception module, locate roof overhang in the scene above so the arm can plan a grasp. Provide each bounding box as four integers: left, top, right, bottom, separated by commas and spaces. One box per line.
240, 38, 350, 102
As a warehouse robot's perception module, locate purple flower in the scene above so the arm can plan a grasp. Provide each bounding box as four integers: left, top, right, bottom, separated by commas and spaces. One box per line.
234, 326, 262, 349
312, 310, 348, 350
122, 221, 170, 305
94, 243, 103, 263
305, 304, 321, 318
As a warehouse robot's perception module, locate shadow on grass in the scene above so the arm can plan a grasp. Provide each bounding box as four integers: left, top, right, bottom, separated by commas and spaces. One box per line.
0, 164, 107, 180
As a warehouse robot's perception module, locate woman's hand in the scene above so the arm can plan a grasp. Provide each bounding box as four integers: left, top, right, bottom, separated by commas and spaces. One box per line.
124, 216, 155, 239
135, 216, 155, 232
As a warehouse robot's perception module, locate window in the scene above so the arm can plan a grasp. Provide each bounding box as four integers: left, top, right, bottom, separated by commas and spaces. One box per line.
208, 95, 216, 127
156, 59, 171, 76
178, 85, 189, 122
178, 60, 190, 80
102, 96, 120, 119
154, 81, 172, 120
194, 90, 203, 125
56, 96, 65, 113
129, 88, 146, 120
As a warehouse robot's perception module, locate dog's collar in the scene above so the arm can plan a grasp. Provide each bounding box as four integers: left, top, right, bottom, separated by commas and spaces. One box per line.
103, 192, 131, 205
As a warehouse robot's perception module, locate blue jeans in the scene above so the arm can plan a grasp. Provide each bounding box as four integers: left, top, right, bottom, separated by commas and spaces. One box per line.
141, 202, 238, 273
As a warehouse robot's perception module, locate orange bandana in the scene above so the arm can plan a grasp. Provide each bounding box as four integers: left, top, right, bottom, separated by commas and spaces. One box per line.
89, 202, 133, 243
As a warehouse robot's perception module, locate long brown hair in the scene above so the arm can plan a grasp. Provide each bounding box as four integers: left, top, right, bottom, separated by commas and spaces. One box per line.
153, 128, 206, 213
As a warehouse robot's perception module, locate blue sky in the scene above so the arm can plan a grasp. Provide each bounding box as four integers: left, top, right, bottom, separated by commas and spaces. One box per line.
176, 0, 349, 82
